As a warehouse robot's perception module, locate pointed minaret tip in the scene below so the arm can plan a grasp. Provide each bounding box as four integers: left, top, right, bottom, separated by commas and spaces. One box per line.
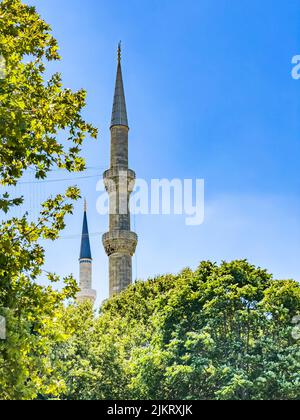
111, 42, 129, 129
79, 203, 92, 260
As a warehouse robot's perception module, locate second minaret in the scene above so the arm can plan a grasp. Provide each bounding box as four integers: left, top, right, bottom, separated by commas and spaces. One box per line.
102, 44, 138, 297
77, 200, 96, 304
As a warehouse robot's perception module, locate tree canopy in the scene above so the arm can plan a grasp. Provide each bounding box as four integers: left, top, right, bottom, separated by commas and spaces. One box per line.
52, 260, 300, 401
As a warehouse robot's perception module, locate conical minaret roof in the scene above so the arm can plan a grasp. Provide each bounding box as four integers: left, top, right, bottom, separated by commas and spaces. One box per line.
79, 200, 92, 260
110, 42, 128, 129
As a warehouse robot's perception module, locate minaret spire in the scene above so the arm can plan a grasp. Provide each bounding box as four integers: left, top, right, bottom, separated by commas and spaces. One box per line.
111, 42, 128, 129
103, 44, 138, 297
80, 200, 91, 260
77, 200, 96, 304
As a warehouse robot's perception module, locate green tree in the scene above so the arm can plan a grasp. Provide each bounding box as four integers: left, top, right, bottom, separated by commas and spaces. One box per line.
56, 260, 300, 400
49, 302, 131, 400
0, 0, 97, 399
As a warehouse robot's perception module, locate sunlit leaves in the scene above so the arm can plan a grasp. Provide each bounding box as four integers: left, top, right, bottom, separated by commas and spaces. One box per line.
0, 0, 98, 186
0, 0, 97, 400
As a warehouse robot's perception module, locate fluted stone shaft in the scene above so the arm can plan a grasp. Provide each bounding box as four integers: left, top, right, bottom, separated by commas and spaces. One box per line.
78, 259, 96, 304
80, 259, 92, 290
110, 126, 129, 168
102, 48, 137, 297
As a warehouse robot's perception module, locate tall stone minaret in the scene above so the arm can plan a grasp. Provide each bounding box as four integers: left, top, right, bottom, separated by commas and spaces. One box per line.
77, 200, 96, 304
102, 43, 138, 297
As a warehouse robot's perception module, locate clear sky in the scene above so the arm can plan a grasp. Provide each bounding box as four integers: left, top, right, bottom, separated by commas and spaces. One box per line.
19, 0, 300, 306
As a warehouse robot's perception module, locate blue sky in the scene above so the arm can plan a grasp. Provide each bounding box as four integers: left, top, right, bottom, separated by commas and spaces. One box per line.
21, 0, 300, 305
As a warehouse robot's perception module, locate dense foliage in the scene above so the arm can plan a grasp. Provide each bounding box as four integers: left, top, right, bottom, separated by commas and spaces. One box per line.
52, 260, 300, 400
0, 0, 96, 399
0, 0, 299, 401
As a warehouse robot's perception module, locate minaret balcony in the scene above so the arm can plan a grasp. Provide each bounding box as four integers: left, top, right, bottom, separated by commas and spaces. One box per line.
103, 167, 136, 193
77, 288, 97, 304
102, 230, 138, 256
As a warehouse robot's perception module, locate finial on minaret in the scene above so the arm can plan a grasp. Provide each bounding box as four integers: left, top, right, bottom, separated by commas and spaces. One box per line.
84, 198, 87, 213
118, 41, 122, 63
